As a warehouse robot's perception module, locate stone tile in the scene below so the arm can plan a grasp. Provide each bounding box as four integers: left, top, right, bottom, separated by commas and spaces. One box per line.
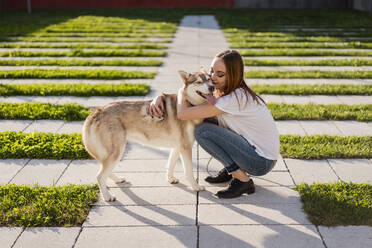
199, 171, 294, 187
0, 159, 28, 184
56, 160, 99, 185
10, 159, 70, 186
23, 120, 65, 133
275, 120, 306, 135
56, 121, 83, 134
327, 159, 372, 183
198, 203, 310, 225
300, 121, 343, 136
0, 120, 32, 132
0, 227, 23, 248
198, 186, 300, 205
319, 226, 372, 248
94, 187, 196, 206
333, 121, 372, 136
13, 227, 80, 248
285, 159, 338, 185
199, 225, 323, 248
75, 226, 197, 248
83, 205, 196, 226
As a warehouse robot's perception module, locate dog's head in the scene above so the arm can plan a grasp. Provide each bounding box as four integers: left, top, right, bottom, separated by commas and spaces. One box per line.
178, 67, 215, 106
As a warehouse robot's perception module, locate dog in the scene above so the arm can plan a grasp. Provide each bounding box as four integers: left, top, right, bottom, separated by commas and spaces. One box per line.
82, 68, 215, 201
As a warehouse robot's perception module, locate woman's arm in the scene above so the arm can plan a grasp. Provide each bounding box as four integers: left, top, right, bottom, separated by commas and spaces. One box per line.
177, 89, 224, 120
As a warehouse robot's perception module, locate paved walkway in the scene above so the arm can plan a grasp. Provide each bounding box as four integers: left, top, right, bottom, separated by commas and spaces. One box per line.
1, 15, 372, 248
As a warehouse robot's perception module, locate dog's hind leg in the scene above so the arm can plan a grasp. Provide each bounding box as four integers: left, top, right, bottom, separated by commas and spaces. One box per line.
180, 147, 205, 191
97, 159, 119, 202
167, 148, 180, 184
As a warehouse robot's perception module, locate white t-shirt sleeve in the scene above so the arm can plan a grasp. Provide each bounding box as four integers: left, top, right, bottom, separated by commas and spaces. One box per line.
215, 90, 248, 114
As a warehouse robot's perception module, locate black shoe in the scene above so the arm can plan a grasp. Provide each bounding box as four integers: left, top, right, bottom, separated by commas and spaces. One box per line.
205, 168, 232, 183
215, 178, 255, 199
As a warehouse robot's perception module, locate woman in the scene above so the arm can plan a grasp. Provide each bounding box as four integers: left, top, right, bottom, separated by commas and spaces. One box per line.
148, 49, 279, 198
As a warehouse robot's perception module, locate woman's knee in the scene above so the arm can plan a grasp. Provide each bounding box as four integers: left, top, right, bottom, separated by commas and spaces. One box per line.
194, 123, 211, 140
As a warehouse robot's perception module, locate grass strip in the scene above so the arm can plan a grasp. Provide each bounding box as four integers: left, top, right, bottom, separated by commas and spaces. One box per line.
232, 42, 372, 49
228, 37, 372, 43
244, 59, 372, 67
245, 70, 372, 79
269, 103, 372, 122
239, 49, 372, 57
225, 31, 372, 38
0, 50, 166, 58
0, 43, 168, 50
0, 103, 370, 122
7, 37, 172, 43
0, 83, 150, 96
250, 84, 372, 95
28, 32, 174, 38
0, 69, 156, 79
296, 182, 372, 226
0, 132, 370, 160
0, 184, 98, 227
0, 59, 163, 67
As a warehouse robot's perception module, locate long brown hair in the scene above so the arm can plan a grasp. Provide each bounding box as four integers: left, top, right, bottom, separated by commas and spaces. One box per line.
215, 49, 265, 106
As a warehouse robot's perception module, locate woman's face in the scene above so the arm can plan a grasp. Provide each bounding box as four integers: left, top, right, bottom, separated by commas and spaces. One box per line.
210, 57, 227, 91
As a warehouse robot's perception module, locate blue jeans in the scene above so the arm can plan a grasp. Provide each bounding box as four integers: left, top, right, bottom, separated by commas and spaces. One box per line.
194, 122, 276, 176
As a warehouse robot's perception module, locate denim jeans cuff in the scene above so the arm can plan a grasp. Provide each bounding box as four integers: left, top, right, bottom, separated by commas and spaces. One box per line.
225, 163, 240, 173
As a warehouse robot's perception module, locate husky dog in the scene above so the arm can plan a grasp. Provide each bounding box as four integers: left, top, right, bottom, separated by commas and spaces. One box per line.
82, 68, 215, 201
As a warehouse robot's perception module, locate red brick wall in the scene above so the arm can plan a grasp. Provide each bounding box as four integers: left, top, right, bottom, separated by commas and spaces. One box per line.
1, 0, 234, 9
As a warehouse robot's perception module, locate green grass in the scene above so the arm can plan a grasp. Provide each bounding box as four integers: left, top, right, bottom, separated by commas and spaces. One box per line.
0, 103, 91, 121
0, 50, 166, 58
0, 184, 98, 227
229, 36, 372, 43
7, 37, 172, 43
0, 132, 370, 160
0, 59, 163, 67
251, 84, 372, 95
280, 135, 371, 159
296, 182, 372, 226
0, 83, 150, 96
239, 49, 372, 57
245, 70, 372, 79
244, 59, 372, 67
232, 42, 372, 49
27, 32, 174, 38
270, 103, 372, 122
1, 103, 370, 122
0, 69, 156, 79
0, 43, 168, 50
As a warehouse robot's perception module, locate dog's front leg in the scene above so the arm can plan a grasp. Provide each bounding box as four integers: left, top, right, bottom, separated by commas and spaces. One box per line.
167, 148, 180, 184
180, 148, 205, 191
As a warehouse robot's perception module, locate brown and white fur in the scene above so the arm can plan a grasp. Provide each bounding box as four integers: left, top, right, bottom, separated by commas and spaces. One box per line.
82, 69, 214, 201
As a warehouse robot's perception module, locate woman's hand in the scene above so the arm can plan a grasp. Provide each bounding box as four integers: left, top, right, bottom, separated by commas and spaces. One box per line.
147, 95, 164, 118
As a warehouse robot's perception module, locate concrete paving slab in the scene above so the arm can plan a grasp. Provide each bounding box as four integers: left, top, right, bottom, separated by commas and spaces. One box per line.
275, 120, 306, 135
0, 159, 28, 184
0, 120, 32, 132
121, 142, 172, 159
309, 95, 344, 105
10, 159, 70, 186
94, 186, 197, 206
333, 120, 372, 136
300, 120, 343, 136
198, 203, 310, 225
261, 94, 286, 103
199, 186, 300, 205
245, 66, 372, 71
199, 171, 294, 187
13, 227, 80, 248
23, 120, 65, 133
56, 160, 98, 185
285, 159, 339, 185
337, 95, 372, 105
244, 78, 372, 85
114, 158, 196, 172
199, 224, 323, 248
282, 95, 313, 104
56, 121, 83, 134
75, 226, 197, 248
318, 226, 372, 248
0, 227, 23, 248
83, 205, 196, 227
327, 159, 372, 183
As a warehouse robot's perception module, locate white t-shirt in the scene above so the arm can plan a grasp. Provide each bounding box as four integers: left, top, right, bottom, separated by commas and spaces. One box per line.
215, 88, 280, 160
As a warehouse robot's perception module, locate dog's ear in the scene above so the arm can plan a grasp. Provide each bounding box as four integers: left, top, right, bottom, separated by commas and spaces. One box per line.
200, 66, 208, 74
178, 70, 190, 82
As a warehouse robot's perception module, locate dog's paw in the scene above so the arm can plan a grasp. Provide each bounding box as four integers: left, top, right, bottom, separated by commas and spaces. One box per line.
168, 177, 179, 184
103, 194, 116, 202
115, 178, 126, 184
193, 185, 205, 191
